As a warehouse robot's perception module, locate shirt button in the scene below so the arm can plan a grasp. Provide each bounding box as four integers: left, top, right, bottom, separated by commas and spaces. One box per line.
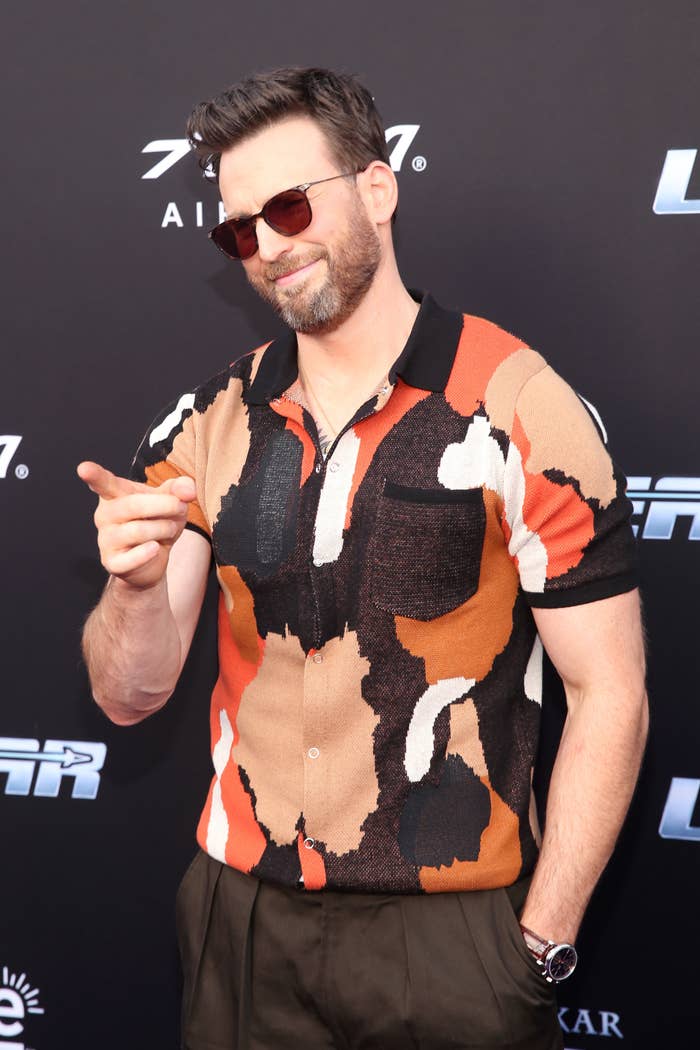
329, 461, 340, 473
314, 463, 322, 474
303, 837, 315, 850
312, 653, 323, 664
307, 747, 320, 759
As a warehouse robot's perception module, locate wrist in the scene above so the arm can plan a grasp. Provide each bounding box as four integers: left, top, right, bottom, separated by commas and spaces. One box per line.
108, 572, 168, 599
519, 902, 580, 946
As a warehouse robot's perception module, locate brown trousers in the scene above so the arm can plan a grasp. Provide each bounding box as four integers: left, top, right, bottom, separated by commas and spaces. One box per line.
176, 851, 563, 1050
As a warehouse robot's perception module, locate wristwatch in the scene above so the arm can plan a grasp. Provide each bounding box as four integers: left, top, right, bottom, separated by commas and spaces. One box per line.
519, 924, 578, 983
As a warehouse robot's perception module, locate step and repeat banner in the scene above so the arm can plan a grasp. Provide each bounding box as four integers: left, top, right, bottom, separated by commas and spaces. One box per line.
2, 3, 698, 1048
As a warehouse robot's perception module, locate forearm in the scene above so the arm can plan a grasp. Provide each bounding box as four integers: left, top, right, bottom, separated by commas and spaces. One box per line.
82, 575, 183, 725
521, 684, 649, 943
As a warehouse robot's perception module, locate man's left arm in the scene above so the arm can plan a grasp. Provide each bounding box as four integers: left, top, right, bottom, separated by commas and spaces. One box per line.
520, 587, 649, 945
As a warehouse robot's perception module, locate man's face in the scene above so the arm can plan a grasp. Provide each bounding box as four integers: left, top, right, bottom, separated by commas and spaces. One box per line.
218, 117, 381, 334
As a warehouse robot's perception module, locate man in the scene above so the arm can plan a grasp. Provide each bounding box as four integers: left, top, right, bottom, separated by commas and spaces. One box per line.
79, 67, 648, 1050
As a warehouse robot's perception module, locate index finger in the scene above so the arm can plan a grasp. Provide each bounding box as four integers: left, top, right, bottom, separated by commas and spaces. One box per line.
77, 460, 144, 500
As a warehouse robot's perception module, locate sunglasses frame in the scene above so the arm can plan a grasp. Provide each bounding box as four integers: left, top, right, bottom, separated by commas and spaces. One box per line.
209, 171, 360, 261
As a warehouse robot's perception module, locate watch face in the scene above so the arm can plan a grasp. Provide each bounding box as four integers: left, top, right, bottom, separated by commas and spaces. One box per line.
546, 944, 578, 982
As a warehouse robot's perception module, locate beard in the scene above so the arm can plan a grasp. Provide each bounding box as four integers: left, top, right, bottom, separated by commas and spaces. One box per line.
246, 193, 382, 335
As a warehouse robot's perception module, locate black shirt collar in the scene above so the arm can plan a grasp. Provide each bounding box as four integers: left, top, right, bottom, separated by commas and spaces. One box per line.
245, 290, 464, 406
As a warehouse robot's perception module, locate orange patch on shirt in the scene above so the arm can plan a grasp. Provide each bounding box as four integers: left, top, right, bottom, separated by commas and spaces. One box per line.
511, 414, 595, 580
344, 382, 430, 530
221, 761, 268, 872
196, 602, 266, 865
418, 779, 521, 891
218, 566, 264, 668
145, 459, 209, 535
213, 593, 263, 750
284, 417, 316, 487
445, 316, 526, 419
522, 470, 595, 579
298, 832, 327, 890
395, 490, 519, 683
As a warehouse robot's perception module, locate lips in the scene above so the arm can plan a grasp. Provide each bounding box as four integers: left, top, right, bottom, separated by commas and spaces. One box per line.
270, 257, 321, 286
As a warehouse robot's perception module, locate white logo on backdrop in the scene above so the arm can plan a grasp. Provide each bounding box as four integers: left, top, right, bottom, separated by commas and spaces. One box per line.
627, 477, 700, 540
653, 149, 700, 214
142, 125, 424, 179
0, 965, 44, 1050
0, 739, 107, 800
141, 125, 426, 231
0, 436, 28, 480
659, 778, 700, 841
559, 1006, 624, 1041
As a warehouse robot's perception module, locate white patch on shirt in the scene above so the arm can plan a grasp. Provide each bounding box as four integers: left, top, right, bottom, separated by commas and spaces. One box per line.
524, 636, 543, 707
405, 676, 475, 782
438, 414, 505, 493
503, 440, 548, 592
205, 708, 234, 862
149, 392, 195, 447
312, 430, 361, 566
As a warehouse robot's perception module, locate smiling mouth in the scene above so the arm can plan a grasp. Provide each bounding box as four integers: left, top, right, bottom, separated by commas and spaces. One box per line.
273, 258, 321, 286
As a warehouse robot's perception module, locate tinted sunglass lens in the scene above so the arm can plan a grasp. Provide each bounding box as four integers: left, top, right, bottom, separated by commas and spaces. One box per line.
233, 221, 258, 260
212, 220, 257, 261
211, 188, 311, 260
264, 189, 312, 236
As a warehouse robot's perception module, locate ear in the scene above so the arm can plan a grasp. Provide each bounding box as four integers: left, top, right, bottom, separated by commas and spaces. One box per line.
358, 161, 398, 226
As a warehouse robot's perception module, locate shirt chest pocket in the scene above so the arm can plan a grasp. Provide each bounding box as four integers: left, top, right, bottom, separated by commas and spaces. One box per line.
369, 481, 486, 620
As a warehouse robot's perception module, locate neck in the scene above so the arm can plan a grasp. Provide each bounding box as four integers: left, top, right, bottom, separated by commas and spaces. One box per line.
296, 256, 419, 394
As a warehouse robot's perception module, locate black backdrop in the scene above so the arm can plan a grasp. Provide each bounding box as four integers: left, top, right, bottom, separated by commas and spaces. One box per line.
2, 3, 699, 1047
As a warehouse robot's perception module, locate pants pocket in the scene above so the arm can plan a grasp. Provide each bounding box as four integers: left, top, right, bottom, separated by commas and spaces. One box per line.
469, 885, 563, 1047
404, 884, 561, 1048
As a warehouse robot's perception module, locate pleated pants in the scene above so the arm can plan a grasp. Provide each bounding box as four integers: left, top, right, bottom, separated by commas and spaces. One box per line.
176, 851, 564, 1050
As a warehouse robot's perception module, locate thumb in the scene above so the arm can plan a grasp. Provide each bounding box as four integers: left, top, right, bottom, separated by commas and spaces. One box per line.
159, 475, 197, 502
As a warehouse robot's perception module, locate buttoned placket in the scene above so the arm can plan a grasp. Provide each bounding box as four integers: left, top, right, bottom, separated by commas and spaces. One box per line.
268, 382, 395, 876
301, 644, 328, 858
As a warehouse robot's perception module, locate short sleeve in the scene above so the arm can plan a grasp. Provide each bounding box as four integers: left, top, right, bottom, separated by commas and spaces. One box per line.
130, 392, 211, 542
502, 365, 637, 607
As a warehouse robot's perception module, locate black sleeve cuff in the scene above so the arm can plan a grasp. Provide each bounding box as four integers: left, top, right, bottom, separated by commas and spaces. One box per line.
523, 570, 639, 609
184, 522, 212, 544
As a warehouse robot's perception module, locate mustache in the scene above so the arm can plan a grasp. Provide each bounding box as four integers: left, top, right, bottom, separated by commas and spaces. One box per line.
263, 250, 328, 282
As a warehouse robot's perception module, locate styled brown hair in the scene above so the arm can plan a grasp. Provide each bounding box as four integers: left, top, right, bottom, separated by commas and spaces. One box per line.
186, 67, 390, 181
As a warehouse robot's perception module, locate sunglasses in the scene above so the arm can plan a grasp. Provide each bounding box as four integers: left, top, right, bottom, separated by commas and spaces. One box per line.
209, 171, 359, 261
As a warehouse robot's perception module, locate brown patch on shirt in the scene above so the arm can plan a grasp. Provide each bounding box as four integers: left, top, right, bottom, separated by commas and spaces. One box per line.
395, 490, 519, 684
218, 565, 260, 666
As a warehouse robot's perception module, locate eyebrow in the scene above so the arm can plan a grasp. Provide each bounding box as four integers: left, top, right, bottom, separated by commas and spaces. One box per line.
224, 185, 290, 224
224, 179, 317, 223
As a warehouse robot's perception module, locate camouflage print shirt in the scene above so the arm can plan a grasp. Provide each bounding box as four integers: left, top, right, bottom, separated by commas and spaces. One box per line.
132, 291, 637, 894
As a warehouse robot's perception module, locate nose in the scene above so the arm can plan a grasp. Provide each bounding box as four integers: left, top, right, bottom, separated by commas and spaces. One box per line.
254, 216, 295, 262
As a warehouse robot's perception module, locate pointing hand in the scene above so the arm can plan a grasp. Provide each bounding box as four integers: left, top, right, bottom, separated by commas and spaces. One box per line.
77, 460, 196, 589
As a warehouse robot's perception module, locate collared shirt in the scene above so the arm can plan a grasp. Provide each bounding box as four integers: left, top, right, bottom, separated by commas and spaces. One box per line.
133, 292, 637, 894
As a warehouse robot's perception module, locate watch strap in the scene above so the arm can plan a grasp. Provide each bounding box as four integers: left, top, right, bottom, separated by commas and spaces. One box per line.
519, 923, 553, 960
